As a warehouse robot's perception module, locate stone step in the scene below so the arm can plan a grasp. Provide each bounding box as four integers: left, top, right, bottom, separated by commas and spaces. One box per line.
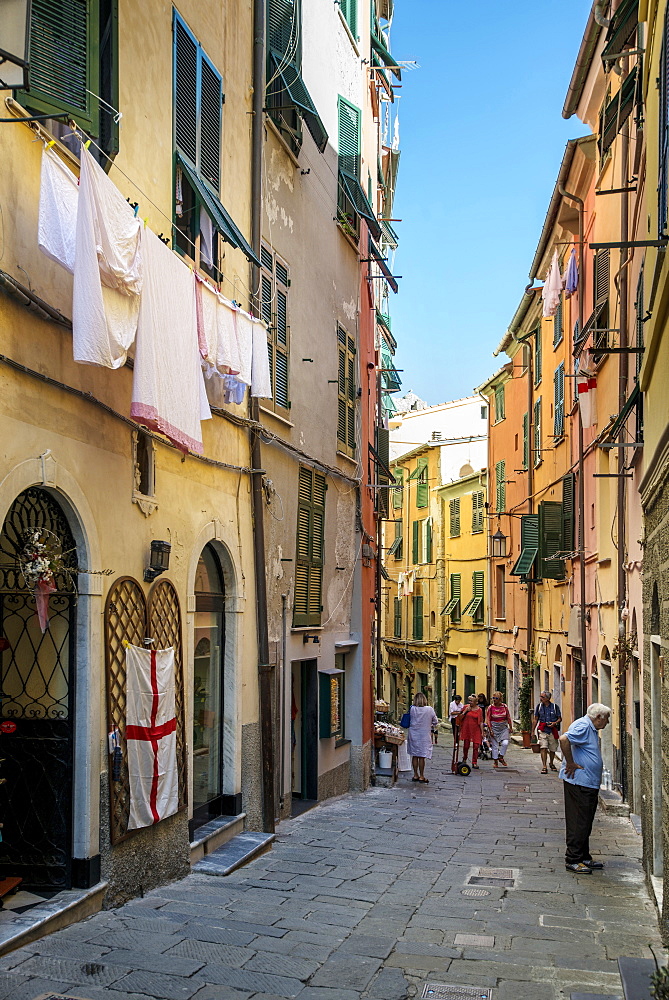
189, 813, 246, 864
0, 880, 107, 958
618, 956, 655, 1000
192, 831, 275, 877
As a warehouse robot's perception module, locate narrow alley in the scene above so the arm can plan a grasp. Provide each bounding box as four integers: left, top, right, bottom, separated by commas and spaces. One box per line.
0, 745, 660, 1000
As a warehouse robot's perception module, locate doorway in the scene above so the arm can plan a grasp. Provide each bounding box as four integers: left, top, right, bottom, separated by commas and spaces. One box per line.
0, 488, 77, 890
650, 639, 663, 879
448, 664, 457, 700
495, 663, 506, 700
600, 659, 613, 775
291, 659, 318, 803
434, 668, 443, 719
191, 545, 225, 831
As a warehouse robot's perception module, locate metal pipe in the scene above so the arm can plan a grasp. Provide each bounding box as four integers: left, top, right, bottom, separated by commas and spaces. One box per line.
250, 0, 275, 832
280, 593, 287, 814
594, 1, 611, 27
617, 110, 630, 799
558, 181, 585, 719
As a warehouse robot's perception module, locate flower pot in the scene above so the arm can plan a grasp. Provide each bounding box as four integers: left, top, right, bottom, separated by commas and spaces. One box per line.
521, 730, 532, 748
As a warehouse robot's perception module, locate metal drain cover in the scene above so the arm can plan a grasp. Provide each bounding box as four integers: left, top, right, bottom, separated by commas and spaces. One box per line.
468, 875, 514, 887
505, 783, 529, 792
422, 985, 493, 999
461, 887, 490, 897
478, 867, 513, 878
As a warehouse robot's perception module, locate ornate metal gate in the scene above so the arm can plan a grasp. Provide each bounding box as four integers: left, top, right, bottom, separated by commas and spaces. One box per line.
0, 488, 77, 890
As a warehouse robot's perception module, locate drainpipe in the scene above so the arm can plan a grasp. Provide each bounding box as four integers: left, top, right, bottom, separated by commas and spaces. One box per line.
558, 181, 585, 719
594, 2, 611, 27
250, 0, 275, 833
617, 111, 630, 799
376, 366, 383, 718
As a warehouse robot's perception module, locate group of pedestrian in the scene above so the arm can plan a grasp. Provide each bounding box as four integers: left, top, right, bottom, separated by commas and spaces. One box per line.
402, 688, 612, 877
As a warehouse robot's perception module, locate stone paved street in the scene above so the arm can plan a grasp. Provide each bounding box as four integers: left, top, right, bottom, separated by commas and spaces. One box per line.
0, 744, 662, 1000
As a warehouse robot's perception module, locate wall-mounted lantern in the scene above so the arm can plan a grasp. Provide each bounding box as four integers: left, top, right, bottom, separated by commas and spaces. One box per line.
491, 529, 507, 559
144, 540, 171, 583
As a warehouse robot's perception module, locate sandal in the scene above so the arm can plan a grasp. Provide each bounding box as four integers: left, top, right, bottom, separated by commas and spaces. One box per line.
549, 764, 558, 771
411, 776, 420, 781
419, 777, 429, 783
541, 767, 548, 774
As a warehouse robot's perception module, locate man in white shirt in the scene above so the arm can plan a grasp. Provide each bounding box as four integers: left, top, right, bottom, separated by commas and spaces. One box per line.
449, 695, 463, 740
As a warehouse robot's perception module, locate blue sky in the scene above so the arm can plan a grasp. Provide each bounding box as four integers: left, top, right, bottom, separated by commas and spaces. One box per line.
389, 0, 591, 404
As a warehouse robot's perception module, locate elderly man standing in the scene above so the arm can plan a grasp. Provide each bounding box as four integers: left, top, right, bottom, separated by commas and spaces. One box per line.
532, 691, 562, 774
559, 703, 611, 874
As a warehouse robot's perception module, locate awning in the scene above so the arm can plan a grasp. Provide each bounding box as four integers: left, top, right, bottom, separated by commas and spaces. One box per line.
177, 154, 260, 267
371, 31, 401, 79
268, 51, 328, 153
318, 666, 345, 675
603, 382, 640, 444
369, 237, 398, 293
339, 170, 382, 240
601, 0, 639, 67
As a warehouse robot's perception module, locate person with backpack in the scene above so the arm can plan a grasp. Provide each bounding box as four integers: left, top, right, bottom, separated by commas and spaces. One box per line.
532, 691, 562, 774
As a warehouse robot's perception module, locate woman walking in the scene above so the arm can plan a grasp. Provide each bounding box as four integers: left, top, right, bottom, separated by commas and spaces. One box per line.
458, 693, 485, 770
486, 691, 512, 768
406, 692, 438, 783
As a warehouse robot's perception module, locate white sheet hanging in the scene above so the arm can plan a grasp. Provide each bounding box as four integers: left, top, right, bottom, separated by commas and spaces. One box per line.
38, 148, 79, 274
72, 146, 142, 368
131, 227, 210, 454
251, 318, 272, 398
542, 249, 562, 318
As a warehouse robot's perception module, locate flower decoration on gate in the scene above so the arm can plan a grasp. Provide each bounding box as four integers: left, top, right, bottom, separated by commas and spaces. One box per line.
19, 529, 112, 633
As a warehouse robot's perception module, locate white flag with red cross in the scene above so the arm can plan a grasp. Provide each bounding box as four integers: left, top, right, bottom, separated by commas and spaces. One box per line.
125, 644, 179, 830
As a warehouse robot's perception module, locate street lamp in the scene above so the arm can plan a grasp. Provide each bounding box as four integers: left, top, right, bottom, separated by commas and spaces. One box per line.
144, 540, 171, 582
491, 529, 507, 559
0, 0, 31, 89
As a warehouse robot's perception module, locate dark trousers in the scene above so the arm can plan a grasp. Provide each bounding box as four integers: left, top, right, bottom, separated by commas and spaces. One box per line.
563, 781, 599, 864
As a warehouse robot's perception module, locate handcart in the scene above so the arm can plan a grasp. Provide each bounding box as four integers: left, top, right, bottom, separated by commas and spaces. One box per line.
451, 724, 471, 776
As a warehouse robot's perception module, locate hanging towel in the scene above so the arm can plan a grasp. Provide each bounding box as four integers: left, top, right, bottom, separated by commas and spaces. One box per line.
233, 307, 253, 386
73, 146, 142, 368
565, 247, 578, 298
125, 644, 179, 831
131, 227, 211, 453
38, 148, 79, 274
214, 296, 242, 375
195, 275, 218, 362
251, 318, 273, 398
199, 208, 214, 269
577, 364, 597, 429
542, 249, 562, 318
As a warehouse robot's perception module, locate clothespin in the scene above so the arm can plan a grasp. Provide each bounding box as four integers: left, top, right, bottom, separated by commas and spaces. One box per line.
84, 139, 91, 150
122, 638, 130, 649
47, 140, 55, 148
143, 217, 148, 227
133, 204, 139, 218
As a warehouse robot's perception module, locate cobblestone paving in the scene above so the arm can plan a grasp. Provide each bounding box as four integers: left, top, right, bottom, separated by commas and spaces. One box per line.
0, 744, 662, 1000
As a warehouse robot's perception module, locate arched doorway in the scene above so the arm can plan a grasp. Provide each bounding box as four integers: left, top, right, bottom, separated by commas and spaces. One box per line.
0, 488, 77, 889
192, 544, 225, 830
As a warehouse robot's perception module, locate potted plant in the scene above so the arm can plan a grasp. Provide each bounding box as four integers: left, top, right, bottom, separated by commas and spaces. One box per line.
519, 674, 534, 748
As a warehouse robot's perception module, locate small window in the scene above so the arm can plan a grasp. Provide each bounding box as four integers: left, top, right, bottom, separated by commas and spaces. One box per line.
481, 405, 487, 420
132, 431, 157, 514
471, 491, 484, 534
449, 498, 461, 537
495, 564, 506, 619
494, 385, 505, 422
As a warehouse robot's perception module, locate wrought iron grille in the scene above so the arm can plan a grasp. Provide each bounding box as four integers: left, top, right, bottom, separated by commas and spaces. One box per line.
0, 488, 77, 889
104, 576, 186, 845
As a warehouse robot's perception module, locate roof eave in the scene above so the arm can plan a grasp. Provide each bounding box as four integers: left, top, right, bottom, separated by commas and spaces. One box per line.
562, 3, 601, 119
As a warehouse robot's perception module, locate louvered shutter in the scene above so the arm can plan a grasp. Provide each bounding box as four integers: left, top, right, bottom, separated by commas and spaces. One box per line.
425, 518, 433, 563
522, 412, 529, 469
553, 297, 563, 346
24, 0, 100, 131
389, 518, 403, 560
534, 399, 542, 466
416, 457, 429, 508
534, 327, 542, 384
412, 521, 419, 565
200, 58, 222, 189
539, 500, 565, 580
495, 461, 506, 513
394, 597, 402, 637
293, 467, 326, 626
511, 514, 539, 578
340, 0, 358, 38
337, 332, 347, 445
554, 363, 564, 438
450, 498, 460, 537
594, 248, 610, 304
175, 17, 198, 168
262, 244, 290, 411
268, 0, 297, 58
450, 574, 461, 622
338, 97, 361, 178
393, 469, 404, 510
412, 596, 423, 639
472, 491, 484, 533
562, 472, 575, 553
661, 10, 669, 234
471, 571, 485, 622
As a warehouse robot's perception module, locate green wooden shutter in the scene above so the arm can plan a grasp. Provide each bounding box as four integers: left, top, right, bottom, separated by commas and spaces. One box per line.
425, 518, 433, 563
412, 595, 424, 639
338, 96, 361, 177
522, 412, 529, 469
473, 571, 485, 622
472, 491, 484, 533
450, 574, 461, 623
24, 0, 100, 129
554, 363, 565, 438
393, 469, 404, 509
539, 500, 565, 580
562, 472, 575, 553
533, 398, 542, 466
495, 460, 506, 513
511, 514, 539, 577
553, 297, 563, 346
416, 456, 429, 508
268, 0, 298, 59
293, 467, 326, 626
175, 16, 199, 168
412, 520, 419, 564
200, 56, 222, 190
594, 248, 610, 304
449, 498, 460, 537
394, 597, 402, 637
534, 327, 542, 384
388, 518, 403, 559
340, 0, 358, 37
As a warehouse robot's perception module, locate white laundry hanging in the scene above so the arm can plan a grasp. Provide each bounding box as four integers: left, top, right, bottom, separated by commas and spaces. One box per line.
38, 148, 79, 274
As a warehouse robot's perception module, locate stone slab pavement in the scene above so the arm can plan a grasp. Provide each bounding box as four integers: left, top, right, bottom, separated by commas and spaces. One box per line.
0, 744, 663, 1000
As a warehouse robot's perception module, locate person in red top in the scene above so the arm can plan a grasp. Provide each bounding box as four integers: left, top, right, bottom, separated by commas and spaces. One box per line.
458, 694, 485, 769
486, 691, 512, 768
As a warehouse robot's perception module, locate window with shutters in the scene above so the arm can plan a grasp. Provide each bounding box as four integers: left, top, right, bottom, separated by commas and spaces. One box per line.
661, 8, 669, 235
553, 297, 563, 347
393, 597, 402, 638
392, 469, 404, 510
495, 564, 506, 619
261, 243, 290, 412
340, 0, 358, 38
511, 514, 539, 579
538, 500, 565, 580
293, 467, 326, 627
592, 248, 610, 355
173, 12, 225, 277
494, 385, 505, 423
442, 574, 461, 623
533, 398, 542, 467
495, 460, 506, 514
20, 0, 119, 161
534, 327, 542, 385
412, 595, 424, 639
337, 96, 379, 241
562, 472, 575, 553
388, 519, 403, 560
411, 518, 432, 564
415, 456, 429, 508
337, 326, 357, 456
553, 363, 565, 439
449, 498, 461, 537
522, 412, 529, 470
463, 571, 485, 623
266, 0, 328, 157
471, 491, 485, 534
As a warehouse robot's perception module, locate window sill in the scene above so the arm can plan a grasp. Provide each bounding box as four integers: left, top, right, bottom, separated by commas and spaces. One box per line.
260, 405, 294, 428
264, 115, 301, 168
337, 9, 360, 54
337, 220, 361, 253
335, 737, 351, 748
493, 418, 505, 425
